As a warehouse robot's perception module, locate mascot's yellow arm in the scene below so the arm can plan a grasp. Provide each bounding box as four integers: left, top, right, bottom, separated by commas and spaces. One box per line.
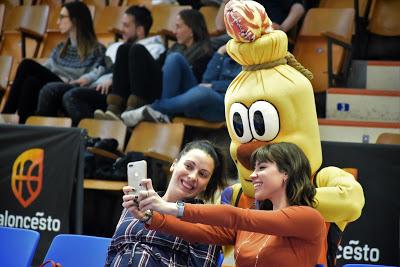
314, 167, 365, 231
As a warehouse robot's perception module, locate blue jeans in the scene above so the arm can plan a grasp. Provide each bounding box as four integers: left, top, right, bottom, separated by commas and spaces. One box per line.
161, 52, 198, 99
152, 85, 225, 122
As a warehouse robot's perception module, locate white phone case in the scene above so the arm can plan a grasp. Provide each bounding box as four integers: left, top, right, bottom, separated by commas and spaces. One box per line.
127, 160, 147, 195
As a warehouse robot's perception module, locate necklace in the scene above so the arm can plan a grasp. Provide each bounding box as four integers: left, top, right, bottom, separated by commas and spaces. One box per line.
235, 233, 271, 267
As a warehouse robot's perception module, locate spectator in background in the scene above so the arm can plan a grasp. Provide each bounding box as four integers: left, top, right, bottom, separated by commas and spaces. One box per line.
35, 5, 164, 125
212, 0, 305, 50
2, 1, 105, 123
99, 9, 213, 121
107, 140, 227, 267
121, 44, 240, 127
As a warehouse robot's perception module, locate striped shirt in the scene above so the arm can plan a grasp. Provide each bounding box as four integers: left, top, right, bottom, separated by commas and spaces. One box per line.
43, 40, 106, 83
105, 208, 220, 267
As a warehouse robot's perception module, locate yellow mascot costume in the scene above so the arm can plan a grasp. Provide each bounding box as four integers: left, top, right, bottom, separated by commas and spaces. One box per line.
220, 1, 365, 267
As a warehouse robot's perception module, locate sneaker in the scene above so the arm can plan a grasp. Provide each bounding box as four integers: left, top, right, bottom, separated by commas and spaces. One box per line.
105, 110, 122, 121
142, 106, 170, 123
121, 105, 147, 127
94, 109, 106, 120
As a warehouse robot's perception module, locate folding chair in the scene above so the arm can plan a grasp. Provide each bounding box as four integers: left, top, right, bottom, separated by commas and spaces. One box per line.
25, 115, 72, 127
376, 132, 400, 144
319, 0, 371, 35
199, 5, 224, 36
0, 0, 34, 8
124, 0, 152, 9
293, 8, 355, 92
77, 118, 127, 152
0, 226, 40, 267
78, 119, 128, 191
1, 5, 49, 58
0, 55, 13, 111
0, 113, 19, 124
1, 5, 49, 82
42, 234, 111, 267
217, 251, 224, 267
0, 4, 5, 33
93, 6, 125, 46
84, 121, 185, 191
126, 121, 184, 161
368, 0, 400, 37
125, 121, 185, 190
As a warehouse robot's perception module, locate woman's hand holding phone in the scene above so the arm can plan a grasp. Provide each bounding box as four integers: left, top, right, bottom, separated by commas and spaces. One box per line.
122, 186, 146, 220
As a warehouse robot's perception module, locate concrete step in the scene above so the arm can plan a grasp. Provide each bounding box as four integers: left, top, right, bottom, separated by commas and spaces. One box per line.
318, 118, 400, 143
326, 88, 400, 122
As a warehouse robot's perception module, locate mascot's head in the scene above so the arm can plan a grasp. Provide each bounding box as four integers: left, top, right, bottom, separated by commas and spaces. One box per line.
224, 0, 322, 197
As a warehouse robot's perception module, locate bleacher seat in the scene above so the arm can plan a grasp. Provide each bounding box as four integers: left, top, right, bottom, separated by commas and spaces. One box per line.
319, 0, 369, 17
42, 234, 111, 267
77, 118, 127, 151
25, 115, 73, 127
293, 8, 355, 92
94, 5, 125, 46
368, 0, 400, 37
84, 121, 184, 191
376, 132, 400, 144
0, 226, 40, 267
125, 121, 184, 163
0, 113, 19, 124
125, 0, 152, 9
1, 5, 49, 82
2, 5, 49, 58
0, 55, 13, 111
199, 5, 223, 36
0, 4, 5, 32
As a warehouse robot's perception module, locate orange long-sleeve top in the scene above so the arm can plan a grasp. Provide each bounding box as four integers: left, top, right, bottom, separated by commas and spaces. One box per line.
148, 204, 325, 267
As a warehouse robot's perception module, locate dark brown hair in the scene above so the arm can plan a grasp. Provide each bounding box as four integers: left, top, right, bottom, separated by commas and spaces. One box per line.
60, 1, 98, 60
178, 9, 210, 43
125, 5, 153, 37
177, 140, 227, 201
250, 142, 316, 208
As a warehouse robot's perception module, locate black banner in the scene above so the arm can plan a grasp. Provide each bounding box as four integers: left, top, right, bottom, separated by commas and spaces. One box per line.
0, 124, 85, 265
321, 141, 400, 266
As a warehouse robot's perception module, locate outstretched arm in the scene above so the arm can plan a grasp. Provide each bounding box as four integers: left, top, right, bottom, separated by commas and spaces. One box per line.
148, 212, 236, 245
140, 179, 324, 241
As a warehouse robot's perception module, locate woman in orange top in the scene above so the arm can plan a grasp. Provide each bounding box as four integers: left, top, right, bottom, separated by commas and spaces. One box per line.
123, 142, 325, 267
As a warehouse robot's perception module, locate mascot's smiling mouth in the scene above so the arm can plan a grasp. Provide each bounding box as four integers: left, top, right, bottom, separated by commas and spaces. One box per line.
237, 140, 270, 170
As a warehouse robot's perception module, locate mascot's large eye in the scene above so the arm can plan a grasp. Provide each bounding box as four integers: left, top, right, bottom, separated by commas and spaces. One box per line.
229, 103, 252, 143
249, 101, 279, 141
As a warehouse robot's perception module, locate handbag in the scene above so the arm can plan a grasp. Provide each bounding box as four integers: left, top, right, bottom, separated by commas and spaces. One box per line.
39, 260, 62, 267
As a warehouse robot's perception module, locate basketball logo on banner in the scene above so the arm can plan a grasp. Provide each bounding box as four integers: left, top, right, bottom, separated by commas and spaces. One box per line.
11, 148, 44, 208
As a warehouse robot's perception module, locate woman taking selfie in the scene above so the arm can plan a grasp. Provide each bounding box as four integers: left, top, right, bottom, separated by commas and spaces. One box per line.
106, 140, 227, 267
131, 142, 325, 267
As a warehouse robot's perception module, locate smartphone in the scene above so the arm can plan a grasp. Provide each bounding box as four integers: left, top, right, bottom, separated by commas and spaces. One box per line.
127, 160, 147, 196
